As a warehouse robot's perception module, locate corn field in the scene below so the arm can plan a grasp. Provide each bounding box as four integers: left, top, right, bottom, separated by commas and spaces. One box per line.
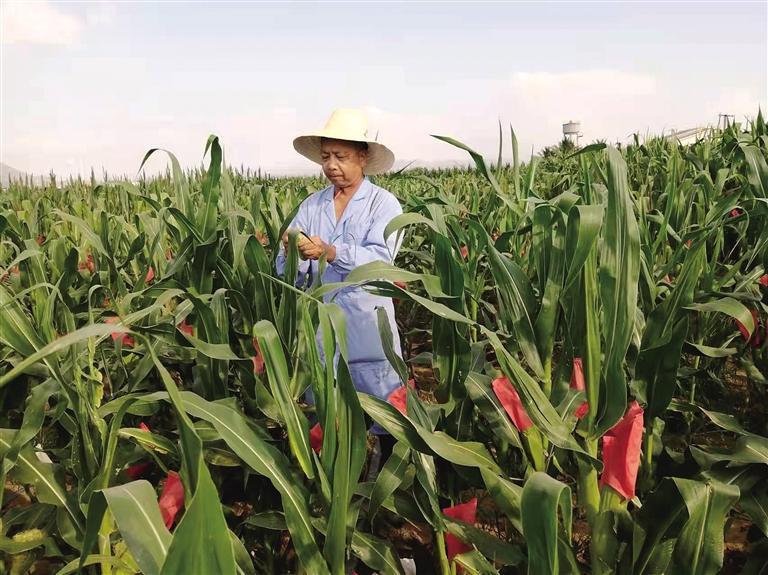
1, 114, 767, 575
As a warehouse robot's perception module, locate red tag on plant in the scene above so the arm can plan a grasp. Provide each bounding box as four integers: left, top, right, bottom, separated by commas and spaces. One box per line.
736, 308, 762, 347
570, 358, 589, 419
309, 423, 323, 454
387, 379, 415, 416
158, 471, 184, 529
443, 498, 478, 568
599, 401, 644, 500
251, 337, 266, 375
159, 471, 185, 528
177, 320, 194, 336
125, 462, 151, 480
492, 376, 533, 432
105, 317, 135, 347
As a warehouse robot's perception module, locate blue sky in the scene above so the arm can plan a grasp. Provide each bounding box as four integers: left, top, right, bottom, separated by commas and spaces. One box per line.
2, 1, 766, 177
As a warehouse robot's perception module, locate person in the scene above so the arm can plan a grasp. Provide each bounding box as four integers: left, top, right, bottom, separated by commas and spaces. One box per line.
275, 108, 404, 416
278, 108, 414, 575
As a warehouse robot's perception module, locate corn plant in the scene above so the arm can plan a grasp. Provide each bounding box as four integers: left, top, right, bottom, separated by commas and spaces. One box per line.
1, 113, 767, 575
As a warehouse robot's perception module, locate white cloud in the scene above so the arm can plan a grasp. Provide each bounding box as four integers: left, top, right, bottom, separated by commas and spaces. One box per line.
500, 69, 764, 146
343, 71, 664, 167
703, 87, 766, 125
503, 70, 659, 149
1, 1, 84, 46
360, 70, 762, 170
85, 2, 116, 27
2, 69, 765, 178
511, 70, 657, 98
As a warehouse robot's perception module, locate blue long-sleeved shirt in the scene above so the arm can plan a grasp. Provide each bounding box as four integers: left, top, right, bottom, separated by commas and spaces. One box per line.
275, 177, 404, 371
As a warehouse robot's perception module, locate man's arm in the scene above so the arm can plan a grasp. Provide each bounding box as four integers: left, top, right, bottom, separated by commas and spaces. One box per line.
327, 193, 403, 273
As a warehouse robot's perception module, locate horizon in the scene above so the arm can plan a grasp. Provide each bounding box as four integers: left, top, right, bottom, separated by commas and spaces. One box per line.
2, 1, 766, 179
0, 121, 754, 184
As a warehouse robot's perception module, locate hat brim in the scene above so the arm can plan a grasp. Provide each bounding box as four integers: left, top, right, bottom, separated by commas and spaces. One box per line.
293, 134, 395, 175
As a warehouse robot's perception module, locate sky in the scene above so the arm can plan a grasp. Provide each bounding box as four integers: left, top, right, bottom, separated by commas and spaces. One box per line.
1, 0, 766, 178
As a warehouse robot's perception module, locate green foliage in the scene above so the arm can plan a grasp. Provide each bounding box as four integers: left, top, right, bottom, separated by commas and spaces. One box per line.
1, 114, 767, 574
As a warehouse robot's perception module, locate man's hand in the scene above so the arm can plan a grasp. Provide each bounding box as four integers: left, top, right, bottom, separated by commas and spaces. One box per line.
283, 229, 313, 260
298, 236, 336, 262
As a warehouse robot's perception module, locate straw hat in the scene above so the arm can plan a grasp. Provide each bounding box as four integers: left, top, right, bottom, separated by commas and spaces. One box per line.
293, 108, 395, 175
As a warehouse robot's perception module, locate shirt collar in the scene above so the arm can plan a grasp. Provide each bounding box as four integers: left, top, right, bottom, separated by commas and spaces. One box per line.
323, 177, 371, 202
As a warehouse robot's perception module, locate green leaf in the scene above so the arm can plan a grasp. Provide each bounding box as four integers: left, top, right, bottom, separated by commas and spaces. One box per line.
197, 135, 222, 240
231, 530, 258, 575
0, 380, 59, 473
740, 143, 768, 197
686, 297, 755, 337
686, 342, 737, 358
244, 511, 288, 531
596, 147, 641, 436
566, 142, 607, 159
383, 212, 442, 241
253, 320, 313, 479
243, 234, 277, 324
0, 322, 119, 389
138, 147, 193, 221
118, 428, 179, 456
358, 393, 501, 473
741, 483, 768, 537
634, 317, 690, 422
454, 550, 499, 574
631, 478, 688, 575
432, 135, 501, 193
480, 469, 523, 534
160, 457, 236, 575
466, 372, 523, 450
96, 481, 172, 575
670, 479, 740, 575
342, 261, 451, 300
355, 483, 424, 526
321, 305, 368, 574
444, 517, 524, 566
562, 204, 603, 294
485, 247, 544, 378
178, 329, 244, 360
58, 555, 135, 575
351, 530, 406, 575
432, 234, 471, 400
482, 333, 600, 467
0, 430, 83, 533
368, 442, 411, 522
521, 472, 574, 575
178, 392, 329, 574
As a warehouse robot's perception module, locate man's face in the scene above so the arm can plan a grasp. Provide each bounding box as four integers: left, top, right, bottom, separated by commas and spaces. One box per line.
320, 139, 367, 188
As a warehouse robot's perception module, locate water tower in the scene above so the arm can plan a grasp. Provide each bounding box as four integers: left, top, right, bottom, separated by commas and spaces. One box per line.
563, 121, 582, 146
